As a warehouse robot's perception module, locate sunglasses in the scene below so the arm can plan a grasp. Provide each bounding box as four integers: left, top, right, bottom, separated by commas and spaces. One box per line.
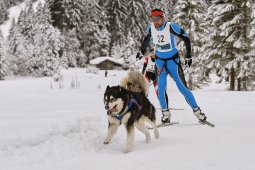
150, 16, 162, 22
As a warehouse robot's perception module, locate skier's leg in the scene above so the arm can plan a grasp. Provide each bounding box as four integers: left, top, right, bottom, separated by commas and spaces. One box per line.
153, 74, 168, 108
155, 59, 168, 110
165, 91, 169, 108
167, 59, 206, 121
153, 76, 159, 96
155, 59, 171, 123
167, 59, 198, 108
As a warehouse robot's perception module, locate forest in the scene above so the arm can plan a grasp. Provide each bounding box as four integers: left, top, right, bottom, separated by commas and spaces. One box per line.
0, 0, 254, 91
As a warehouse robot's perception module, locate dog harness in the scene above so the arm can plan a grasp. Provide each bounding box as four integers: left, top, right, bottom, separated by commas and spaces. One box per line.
115, 96, 142, 121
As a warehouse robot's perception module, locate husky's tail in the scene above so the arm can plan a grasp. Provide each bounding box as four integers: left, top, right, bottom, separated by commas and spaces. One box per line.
120, 71, 149, 96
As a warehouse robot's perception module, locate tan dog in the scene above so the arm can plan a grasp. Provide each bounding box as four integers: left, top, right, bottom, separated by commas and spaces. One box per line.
120, 71, 149, 96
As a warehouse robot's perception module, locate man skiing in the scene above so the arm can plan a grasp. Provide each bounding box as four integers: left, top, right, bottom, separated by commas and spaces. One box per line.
142, 50, 169, 108
136, 8, 207, 124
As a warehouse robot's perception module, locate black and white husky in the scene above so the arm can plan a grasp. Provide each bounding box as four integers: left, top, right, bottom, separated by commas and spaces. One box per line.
103, 71, 159, 153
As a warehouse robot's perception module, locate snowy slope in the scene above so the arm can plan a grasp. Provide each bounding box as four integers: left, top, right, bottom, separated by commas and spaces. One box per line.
0, 0, 45, 40
0, 68, 255, 170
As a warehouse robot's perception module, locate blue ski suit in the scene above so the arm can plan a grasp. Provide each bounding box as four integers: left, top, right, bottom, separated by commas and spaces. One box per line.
139, 21, 198, 110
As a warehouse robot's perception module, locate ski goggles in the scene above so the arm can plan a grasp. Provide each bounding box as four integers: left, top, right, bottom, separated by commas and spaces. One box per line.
150, 16, 163, 22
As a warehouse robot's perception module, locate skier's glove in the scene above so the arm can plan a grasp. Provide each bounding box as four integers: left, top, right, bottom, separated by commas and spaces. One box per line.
185, 54, 192, 67
136, 51, 143, 60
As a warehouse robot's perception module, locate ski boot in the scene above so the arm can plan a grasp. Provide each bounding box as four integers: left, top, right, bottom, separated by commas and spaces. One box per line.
193, 107, 207, 121
161, 108, 171, 124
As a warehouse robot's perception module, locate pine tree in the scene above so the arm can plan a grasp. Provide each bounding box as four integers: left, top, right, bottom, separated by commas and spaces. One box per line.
204, 0, 255, 91
0, 30, 7, 80
111, 44, 122, 59
3, 0, 25, 9
0, 0, 8, 24
173, 0, 209, 90
48, 0, 65, 31
99, 25, 110, 57
244, 0, 255, 90
16, 9, 27, 34
149, 0, 176, 20
199, 1, 224, 83
104, 0, 128, 57
82, 0, 109, 61
122, 32, 137, 70
23, 1, 35, 39
7, 17, 31, 76
28, 1, 67, 76
126, 0, 149, 50
83, 20, 101, 61
62, 28, 86, 67
62, 0, 84, 30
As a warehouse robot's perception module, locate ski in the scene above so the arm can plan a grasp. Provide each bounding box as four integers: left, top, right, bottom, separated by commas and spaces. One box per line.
198, 120, 215, 127
147, 122, 179, 129
156, 107, 184, 111
157, 122, 179, 128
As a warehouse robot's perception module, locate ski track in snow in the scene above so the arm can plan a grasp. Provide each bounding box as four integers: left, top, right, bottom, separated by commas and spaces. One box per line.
0, 116, 107, 166
0, 117, 102, 150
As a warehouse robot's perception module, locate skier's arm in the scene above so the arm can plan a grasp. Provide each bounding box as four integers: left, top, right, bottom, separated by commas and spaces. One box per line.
170, 23, 191, 58
142, 57, 148, 74
138, 26, 152, 55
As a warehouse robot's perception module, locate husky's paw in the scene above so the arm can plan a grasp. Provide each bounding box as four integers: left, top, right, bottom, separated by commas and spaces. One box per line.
103, 138, 111, 144
154, 130, 159, 139
145, 134, 151, 143
123, 148, 132, 154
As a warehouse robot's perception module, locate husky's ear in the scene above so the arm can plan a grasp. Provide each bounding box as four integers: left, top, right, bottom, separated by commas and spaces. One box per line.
106, 85, 110, 91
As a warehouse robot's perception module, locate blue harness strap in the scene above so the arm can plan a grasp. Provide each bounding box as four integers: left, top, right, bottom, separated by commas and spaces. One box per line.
116, 114, 124, 121
116, 96, 142, 121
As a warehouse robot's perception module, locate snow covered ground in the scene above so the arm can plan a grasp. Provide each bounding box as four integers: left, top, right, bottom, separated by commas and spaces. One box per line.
0, 68, 255, 170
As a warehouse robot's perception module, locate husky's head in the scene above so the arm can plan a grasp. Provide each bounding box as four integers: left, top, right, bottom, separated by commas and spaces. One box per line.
104, 85, 125, 115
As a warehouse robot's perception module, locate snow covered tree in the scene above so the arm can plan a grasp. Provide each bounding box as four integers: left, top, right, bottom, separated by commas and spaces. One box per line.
122, 32, 137, 70
3, 0, 26, 9
22, 1, 35, 38
203, 0, 255, 91
49, 0, 84, 32
28, 2, 67, 76
173, 0, 209, 90
149, 0, 177, 20
7, 17, 32, 76
99, 25, 110, 57
111, 44, 122, 59
244, 0, 255, 90
104, 0, 128, 57
83, 20, 101, 62
0, 0, 8, 24
126, 0, 149, 50
48, 0, 65, 31
82, 0, 111, 61
0, 30, 7, 80
62, 28, 86, 67
62, 0, 84, 30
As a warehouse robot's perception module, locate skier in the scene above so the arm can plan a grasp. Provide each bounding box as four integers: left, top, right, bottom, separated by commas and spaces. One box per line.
142, 51, 169, 108
136, 8, 207, 124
